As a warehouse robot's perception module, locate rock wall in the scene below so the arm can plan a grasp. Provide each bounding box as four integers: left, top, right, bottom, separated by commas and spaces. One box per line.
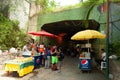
0, 54, 19, 70
1, 0, 42, 33
9, 0, 30, 30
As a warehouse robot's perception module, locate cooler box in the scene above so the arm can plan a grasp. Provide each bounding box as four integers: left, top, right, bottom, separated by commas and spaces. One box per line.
34, 55, 42, 67
79, 58, 91, 70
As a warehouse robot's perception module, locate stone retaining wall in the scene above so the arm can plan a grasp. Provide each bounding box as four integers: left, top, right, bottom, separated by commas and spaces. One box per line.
0, 54, 16, 70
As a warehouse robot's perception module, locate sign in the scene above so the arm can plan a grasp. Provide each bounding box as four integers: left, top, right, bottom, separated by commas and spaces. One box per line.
81, 59, 89, 68
85, 43, 91, 48
79, 59, 91, 70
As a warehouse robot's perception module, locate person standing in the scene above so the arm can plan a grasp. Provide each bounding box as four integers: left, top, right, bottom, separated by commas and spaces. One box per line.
51, 45, 58, 71
57, 48, 64, 73
44, 47, 51, 69
39, 43, 46, 66
22, 42, 31, 56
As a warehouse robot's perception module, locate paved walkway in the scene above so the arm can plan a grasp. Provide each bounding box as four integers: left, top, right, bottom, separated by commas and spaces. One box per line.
0, 56, 106, 80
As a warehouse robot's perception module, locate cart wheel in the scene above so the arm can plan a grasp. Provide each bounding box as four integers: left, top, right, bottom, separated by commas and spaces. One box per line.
81, 70, 84, 73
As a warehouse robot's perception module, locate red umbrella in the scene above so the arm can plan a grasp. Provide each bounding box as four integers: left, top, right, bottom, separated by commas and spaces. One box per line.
28, 30, 57, 38
28, 30, 58, 43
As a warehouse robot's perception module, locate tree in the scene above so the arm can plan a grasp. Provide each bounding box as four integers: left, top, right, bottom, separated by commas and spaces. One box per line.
0, 13, 29, 50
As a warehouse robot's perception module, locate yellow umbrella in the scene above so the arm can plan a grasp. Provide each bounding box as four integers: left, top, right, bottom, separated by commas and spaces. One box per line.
71, 30, 105, 53
71, 30, 105, 40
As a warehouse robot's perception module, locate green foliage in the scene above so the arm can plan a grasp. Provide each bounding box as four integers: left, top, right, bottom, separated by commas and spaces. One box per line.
82, 20, 89, 28
35, 0, 49, 7
112, 42, 120, 57
0, 13, 28, 50
35, 0, 59, 14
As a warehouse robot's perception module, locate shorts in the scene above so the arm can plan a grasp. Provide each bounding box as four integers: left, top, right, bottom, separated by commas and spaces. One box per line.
52, 56, 58, 64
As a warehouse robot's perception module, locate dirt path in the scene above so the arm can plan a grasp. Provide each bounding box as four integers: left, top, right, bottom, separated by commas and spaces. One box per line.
0, 56, 106, 80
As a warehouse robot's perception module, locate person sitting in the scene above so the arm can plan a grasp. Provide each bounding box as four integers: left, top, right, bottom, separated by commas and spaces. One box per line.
96, 49, 106, 66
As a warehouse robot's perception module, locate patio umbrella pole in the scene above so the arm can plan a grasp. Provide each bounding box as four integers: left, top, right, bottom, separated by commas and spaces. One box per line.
87, 40, 90, 53
40, 36, 43, 44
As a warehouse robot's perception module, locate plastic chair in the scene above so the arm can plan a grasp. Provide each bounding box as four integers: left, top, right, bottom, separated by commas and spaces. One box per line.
101, 61, 106, 70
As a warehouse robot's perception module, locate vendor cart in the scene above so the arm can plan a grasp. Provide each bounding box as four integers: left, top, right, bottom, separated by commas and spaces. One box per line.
79, 49, 91, 72
71, 30, 105, 72
5, 57, 34, 77
22, 51, 42, 68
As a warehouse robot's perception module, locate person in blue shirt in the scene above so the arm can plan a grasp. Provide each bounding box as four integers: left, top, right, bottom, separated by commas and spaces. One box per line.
44, 47, 51, 69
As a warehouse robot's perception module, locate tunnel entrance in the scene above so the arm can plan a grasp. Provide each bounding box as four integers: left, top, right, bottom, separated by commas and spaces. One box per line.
41, 19, 100, 43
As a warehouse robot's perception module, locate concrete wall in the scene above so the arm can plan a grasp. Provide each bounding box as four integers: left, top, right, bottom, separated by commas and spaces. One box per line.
28, 2, 42, 32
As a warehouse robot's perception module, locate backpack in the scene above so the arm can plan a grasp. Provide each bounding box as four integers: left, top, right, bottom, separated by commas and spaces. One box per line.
60, 53, 64, 59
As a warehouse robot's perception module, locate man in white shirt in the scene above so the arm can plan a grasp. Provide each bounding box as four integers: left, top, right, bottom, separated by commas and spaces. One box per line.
96, 49, 106, 65
101, 49, 106, 61
22, 42, 31, 56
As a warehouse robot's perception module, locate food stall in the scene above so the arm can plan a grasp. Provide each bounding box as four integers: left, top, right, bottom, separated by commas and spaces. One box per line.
5, 57, 34, 77
71, 30, 105, 72
79, 45, 91, 72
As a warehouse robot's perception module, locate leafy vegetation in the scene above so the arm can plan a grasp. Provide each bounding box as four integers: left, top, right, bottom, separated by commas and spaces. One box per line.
47, 0, 105, 13
0, 13, 29, 50
27, 0, 59, 14
111, 42, 120, 57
